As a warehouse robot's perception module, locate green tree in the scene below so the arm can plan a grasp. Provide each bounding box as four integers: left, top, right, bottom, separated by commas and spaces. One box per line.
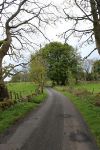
41, 42, 81, 85
29, 52, 46, 93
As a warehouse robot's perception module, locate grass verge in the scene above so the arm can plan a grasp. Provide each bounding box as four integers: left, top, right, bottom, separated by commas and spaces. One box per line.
55, 86, 100, 148
7, 82, 37, 98
0, 91, 47, 133
74, 82, 100, 93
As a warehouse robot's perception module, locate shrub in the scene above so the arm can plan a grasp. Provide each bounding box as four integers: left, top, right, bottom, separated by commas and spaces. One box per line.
0, 99, 14, 110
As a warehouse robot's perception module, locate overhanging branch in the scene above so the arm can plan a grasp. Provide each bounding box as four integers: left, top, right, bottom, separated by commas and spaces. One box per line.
83, 48, 97, 60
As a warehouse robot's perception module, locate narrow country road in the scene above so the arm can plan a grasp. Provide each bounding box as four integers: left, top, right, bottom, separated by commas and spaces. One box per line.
0, 88, 99, 150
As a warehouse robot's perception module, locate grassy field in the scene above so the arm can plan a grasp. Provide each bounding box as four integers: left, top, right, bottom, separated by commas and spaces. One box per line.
7, 82, 37, 97
74, 82, 100, 93
55, 82, 100, 148
0, 82, 47, 133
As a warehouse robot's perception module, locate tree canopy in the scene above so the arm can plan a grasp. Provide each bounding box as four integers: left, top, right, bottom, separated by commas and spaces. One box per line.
40, 42, 81, 85
29, 52, 46, 93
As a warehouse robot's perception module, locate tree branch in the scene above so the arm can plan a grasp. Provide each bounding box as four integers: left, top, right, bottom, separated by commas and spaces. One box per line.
83, 48, 97, 60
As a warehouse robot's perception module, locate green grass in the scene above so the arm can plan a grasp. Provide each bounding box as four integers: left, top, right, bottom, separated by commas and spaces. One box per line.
74, 82, 100, 93
0, 102, 37, 133
7, 82, 37, 97
33, 92, 47, 103
0, 91, 47, 133
55, 85, 100, 148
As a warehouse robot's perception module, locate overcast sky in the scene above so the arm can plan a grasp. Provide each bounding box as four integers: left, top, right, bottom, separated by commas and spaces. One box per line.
43, 0, 100, 59
44, 22, 99, 59
2, 0, 100, 66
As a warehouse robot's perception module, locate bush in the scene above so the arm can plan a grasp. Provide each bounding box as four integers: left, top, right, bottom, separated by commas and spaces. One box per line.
0, 99, 15, 110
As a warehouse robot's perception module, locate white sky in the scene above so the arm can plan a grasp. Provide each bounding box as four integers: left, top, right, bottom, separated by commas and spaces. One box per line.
43, 0, 100, 59
45, 22, 100, 59
2, 0, 100, 64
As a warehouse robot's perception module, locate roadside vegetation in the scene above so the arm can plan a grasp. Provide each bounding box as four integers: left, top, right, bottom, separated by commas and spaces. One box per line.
0, 82, 47, 133
55, 82, 100, 148
7, 82, 37, 98
73, 82, 100, 93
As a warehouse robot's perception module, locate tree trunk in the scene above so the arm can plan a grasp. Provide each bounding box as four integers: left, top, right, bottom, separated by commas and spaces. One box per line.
96, 0, 100, 16
0, 15, 11, 100
0, 58, 9, 101
90, 0, 100, 55
0, 81, 9, 101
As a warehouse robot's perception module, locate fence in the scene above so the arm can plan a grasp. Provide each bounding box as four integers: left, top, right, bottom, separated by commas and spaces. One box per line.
8, 90, 32, 100
8, 88, 40, 101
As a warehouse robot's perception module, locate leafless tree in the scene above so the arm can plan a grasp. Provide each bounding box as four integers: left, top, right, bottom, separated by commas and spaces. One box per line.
83, 59, 94, 80
0, 0, 57, 100
63, 0, 100, 56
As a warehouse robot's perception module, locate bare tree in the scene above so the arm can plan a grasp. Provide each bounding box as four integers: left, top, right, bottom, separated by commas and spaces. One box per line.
83, 59, 94, 80
0, 0, 56, 100
63, 0, 100, 56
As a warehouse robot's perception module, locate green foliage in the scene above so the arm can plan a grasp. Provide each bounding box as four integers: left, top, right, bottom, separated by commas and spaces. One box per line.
41, 41, 81, 85
68, 70, 76, 87
33, 91, 47, 103
29, 52, 46, 93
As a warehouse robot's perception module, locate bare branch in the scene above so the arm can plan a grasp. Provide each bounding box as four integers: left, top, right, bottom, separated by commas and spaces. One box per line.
74, 0, 93, 22
63, 0, 100, 55
83, 48, 97, 60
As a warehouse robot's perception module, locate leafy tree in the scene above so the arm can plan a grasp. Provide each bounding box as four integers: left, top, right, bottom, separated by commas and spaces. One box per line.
0, 0, 56, 100
29, 52, 46, 93
41, 42, 81, 85
63, 0, 100, 56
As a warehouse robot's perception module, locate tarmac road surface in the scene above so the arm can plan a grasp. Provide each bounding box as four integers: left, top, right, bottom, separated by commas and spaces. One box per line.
0, 88, 99, 150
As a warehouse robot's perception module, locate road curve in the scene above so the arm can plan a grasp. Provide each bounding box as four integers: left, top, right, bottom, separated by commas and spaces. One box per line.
0, 88, 99, 150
